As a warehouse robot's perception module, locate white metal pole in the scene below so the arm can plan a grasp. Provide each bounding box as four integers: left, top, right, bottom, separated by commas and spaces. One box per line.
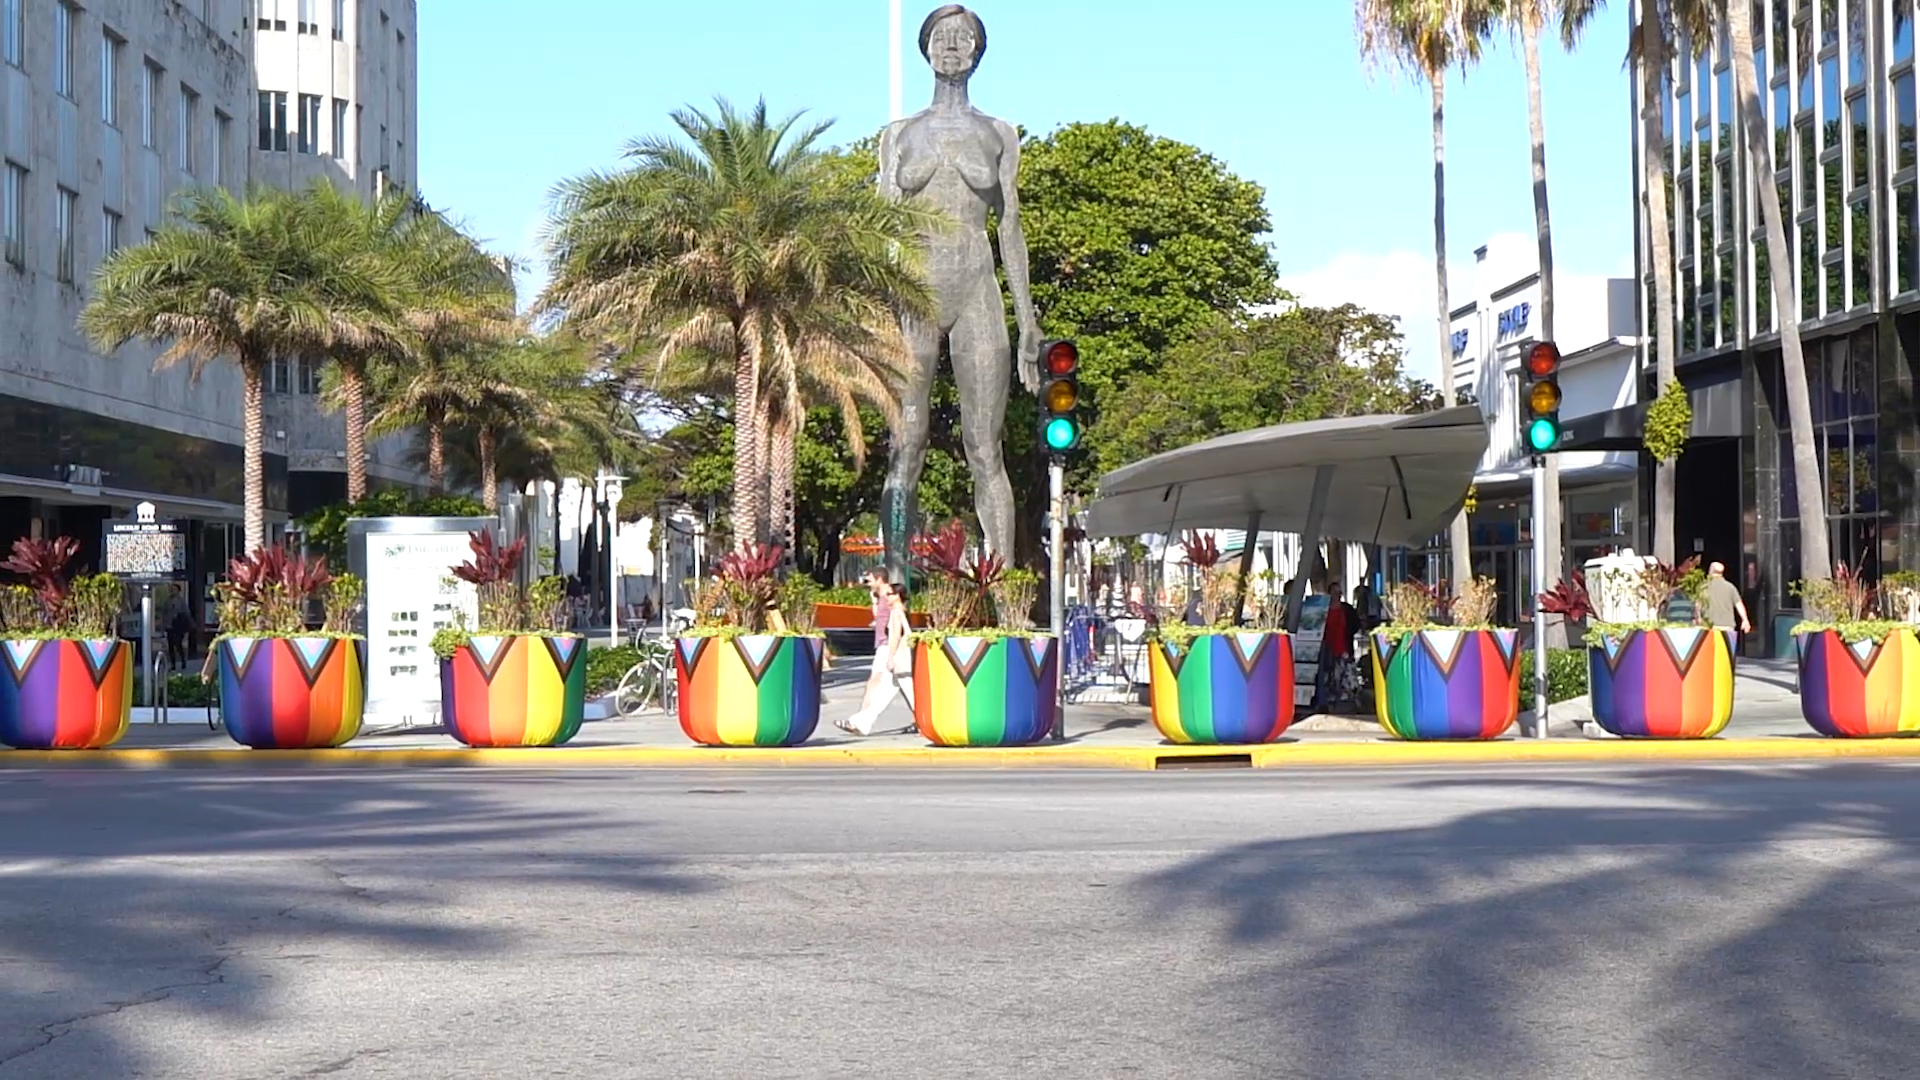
606, 502, 619, 648
141, 585, 154, 711
888, 0, 903, 120
1531, 455, 1549, 738
1049, 460, 1066, 740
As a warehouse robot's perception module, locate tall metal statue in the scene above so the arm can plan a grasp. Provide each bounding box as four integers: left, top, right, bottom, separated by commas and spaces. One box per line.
878, 4, 1040, 578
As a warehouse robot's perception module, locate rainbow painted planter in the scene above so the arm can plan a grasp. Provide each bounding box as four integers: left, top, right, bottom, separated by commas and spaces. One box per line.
216, 636, 365, 749
1148, 631, 1296, 744
1370, 628, 1521, 740
1796, 627, 1920, 737
0, 639, 133, 749
675, 634, 823, 747
440, 635, 588, 747
913, 635, 1058, 747
1587, 627, 1735, 738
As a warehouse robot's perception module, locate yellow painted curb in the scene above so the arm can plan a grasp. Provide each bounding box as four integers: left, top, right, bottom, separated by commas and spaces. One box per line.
5, 737, 1920, 769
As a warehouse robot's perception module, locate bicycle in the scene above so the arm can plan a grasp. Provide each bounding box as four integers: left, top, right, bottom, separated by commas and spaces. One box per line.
613, 633, 678, 717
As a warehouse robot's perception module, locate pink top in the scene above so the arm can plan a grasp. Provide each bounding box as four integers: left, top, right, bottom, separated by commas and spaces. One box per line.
873, 593, 893, 647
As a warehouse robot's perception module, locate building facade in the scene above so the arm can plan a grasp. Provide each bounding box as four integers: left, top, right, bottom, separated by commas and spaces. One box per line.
1626, 0, 1919, 654
0, 0, 416, 589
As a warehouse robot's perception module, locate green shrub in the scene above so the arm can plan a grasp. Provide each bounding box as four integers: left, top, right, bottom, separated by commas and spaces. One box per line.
1511, 648, 1589, 707
134, 672, 216, 707
297, 491, 488, 564
586, 645, 641, 696
817, 585, 873, 606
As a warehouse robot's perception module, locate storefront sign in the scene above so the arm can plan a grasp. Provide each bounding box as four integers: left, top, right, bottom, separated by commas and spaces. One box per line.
103, 508, 186, 583
1497, 301, 1533, 341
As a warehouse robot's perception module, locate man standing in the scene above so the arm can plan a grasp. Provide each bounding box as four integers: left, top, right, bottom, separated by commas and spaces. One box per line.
1703, 561, 1751, 636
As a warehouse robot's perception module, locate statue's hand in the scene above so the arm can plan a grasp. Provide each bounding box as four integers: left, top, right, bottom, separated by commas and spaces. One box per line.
1016, 320, 1042, 394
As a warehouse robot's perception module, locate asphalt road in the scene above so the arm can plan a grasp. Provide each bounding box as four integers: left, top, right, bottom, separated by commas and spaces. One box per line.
4, 763, 1920, 1079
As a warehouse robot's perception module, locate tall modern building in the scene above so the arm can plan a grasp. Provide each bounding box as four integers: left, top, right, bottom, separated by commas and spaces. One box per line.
1616, 0, 1919, 655
0, 0, 416, 586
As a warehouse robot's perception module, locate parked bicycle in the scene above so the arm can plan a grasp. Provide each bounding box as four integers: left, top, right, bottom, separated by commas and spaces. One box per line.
613, 612, 694, 717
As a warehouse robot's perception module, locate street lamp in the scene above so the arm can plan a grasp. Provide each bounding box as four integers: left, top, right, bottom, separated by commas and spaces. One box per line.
594, 471, 626, 647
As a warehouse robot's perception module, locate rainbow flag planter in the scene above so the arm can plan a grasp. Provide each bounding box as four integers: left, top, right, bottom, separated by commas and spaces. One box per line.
1148, 631, 1295, 744
675, 634, 823, 747
1370, 628, 1521, 740
0, 639, 133, 749
440, 635, 588, 747
913, 636, 1057, 747
217, 636, 365, 749
1796, 627, 1920, 738
1587, 627, 1735, 738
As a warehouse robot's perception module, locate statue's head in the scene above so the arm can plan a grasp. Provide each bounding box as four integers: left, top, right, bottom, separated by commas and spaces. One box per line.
919, 5, 986, 78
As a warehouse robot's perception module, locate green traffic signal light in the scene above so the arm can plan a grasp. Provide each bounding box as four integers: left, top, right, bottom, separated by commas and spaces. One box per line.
1526, 417, 1560, 452
1044, 416, 1079, 451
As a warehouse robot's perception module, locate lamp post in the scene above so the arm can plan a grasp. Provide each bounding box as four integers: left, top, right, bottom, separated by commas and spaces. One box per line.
594, 472, 625, 647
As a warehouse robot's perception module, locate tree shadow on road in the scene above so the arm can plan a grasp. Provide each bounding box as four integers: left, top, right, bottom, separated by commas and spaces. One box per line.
0, 771, 711, 1078
1138, 764, 1920, 1079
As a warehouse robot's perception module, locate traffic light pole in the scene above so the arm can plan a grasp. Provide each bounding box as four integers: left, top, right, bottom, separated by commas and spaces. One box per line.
1530, 454, 1549, 738
1048, 457, 1067, 741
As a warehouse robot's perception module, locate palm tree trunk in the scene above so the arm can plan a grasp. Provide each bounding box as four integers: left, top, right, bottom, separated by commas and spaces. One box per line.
1431, 75, 1474, 592
426, 405, 446, 495
730, 334, 767, 545
1639, 1, 1679, 565
479, 424, 499, 513
241, 357, 267, 553
769, 417, 796, 548
1729, 6, 1830, 582
1519, 1, 1565, 645
341, 359, 369, 502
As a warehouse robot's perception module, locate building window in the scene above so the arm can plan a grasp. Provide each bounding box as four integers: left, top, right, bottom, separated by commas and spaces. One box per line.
142, 62, 163, 149
257, 90, 287, 152
270, 356, 290, 394
54, 187, 75, 283
178, 86, 199, 174
331, 98, 348, 159
3, 163, 23, 267
1, 0, 19, 68
215, 110, 230, 187
297, 356, 321, 394
256, 0, 286, 31
101, 207, 120, 256
100, 32, 121, 126
332, 0, 345, 39
53, 3, 76, 100
297, 93, 321, 154
1776, 331, 1881, 606
297, 0, 316, 34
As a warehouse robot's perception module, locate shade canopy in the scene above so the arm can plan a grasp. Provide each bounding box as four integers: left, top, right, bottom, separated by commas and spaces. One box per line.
1085, 406, 1489, 546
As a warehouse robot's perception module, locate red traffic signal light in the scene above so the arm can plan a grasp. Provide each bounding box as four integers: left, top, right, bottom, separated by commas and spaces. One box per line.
1525, 341, 1561, 378
1045, 339, 1079, 377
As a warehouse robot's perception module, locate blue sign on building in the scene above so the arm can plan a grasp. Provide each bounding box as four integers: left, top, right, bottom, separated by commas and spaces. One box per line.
1497, 301, 1532, 340
1450, 329, 1470, 356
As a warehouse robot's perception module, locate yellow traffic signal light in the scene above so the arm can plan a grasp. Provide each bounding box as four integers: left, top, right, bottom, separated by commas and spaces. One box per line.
1522, 340, 1561, 453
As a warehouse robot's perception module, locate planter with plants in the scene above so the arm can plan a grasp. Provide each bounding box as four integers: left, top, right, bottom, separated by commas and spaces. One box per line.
1793, 564, 1920, 738
0, 538, 132, 750
1146, 532, 1294, 745
1370, 578, 1521, 740
432, 531, 587, 748
908, 522, 1057, 748
214, 546, 366, 749
1565, 557, 1735, 739
674, 542, 824, 747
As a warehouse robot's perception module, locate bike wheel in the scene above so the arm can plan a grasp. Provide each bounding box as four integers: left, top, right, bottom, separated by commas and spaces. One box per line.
613, 667, 649, 717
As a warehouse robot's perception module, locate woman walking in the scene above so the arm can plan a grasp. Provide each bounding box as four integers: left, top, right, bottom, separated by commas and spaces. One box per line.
845, 582, 915, 735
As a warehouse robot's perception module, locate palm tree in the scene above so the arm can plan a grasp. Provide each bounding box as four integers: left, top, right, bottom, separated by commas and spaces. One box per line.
1356, 0, 1491, 591
541, 97, 933, 544
309, 183, 411, 502
80, 185, 395, 550
438, 334, 614, 512
1634, 0, 1684, 563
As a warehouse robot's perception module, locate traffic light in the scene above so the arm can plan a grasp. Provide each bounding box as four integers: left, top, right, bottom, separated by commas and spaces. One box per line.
1521, 340, 1562, 453
1039, 339, 1080, 455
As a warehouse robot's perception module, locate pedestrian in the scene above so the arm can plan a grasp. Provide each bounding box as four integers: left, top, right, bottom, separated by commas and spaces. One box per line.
1316, 580, 1358, 713
1702, 560, 1752, 637
844, 581, 915, 735
847, 572, 893, 724
162, 584, 192, 671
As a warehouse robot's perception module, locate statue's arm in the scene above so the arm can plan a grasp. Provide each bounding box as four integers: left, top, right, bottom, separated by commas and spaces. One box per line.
877, 120, 904, 201
993, 118, 1041, 393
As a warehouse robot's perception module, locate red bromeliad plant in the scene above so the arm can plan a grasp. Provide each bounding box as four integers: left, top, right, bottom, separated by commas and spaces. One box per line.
450, 530, 532, 632
0, 537, 123, 639
912, 520, 1007, 631
1537, 572, 1596, 624
716, 542, 786, 633
215, 543, 355, 636
1181, 531, 1223, 570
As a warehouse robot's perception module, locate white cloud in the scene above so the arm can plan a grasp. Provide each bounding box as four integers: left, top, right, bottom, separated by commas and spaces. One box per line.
1279, 249, 1454, 385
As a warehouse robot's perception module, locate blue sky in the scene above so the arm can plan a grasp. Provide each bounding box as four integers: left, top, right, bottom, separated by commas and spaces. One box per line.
418, 1, 1635, 383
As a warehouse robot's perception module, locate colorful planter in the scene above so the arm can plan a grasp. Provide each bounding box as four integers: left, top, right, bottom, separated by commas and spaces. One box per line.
1587, 627, 1735, 738
217, 636, 365, 749
913, 635, 1058, 747
675, 634, 823, 747
1148, 631, 1296, 744
440, 635, 588, 747
1370, 628, 1521, 740
0, 639, 133, 749
1797, 627, 1920, 737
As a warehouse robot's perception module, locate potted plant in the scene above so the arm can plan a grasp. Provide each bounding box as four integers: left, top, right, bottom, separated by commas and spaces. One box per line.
1570, 557, 1735, 739
909, 521, 1057, 748
1370, 578, 1520, 740
432, 531, 587, 748
674, 542, 825, 747
0, 538, 131, 750
1793, 563, 1920, 738
1146, 531, 1294, 745
214, 545, 366, 749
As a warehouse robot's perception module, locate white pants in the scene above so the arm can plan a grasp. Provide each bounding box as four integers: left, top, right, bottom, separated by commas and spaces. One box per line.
849, 655, 915, 734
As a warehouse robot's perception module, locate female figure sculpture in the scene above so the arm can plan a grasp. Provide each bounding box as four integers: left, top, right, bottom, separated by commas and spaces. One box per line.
878, 4, 1040, 576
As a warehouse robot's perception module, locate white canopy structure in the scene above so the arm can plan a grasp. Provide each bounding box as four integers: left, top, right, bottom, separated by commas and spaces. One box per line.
1084, 406, 1489, 627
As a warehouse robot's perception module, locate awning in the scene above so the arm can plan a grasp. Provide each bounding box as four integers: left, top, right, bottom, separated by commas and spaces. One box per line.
1084, 406, 1489, 547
